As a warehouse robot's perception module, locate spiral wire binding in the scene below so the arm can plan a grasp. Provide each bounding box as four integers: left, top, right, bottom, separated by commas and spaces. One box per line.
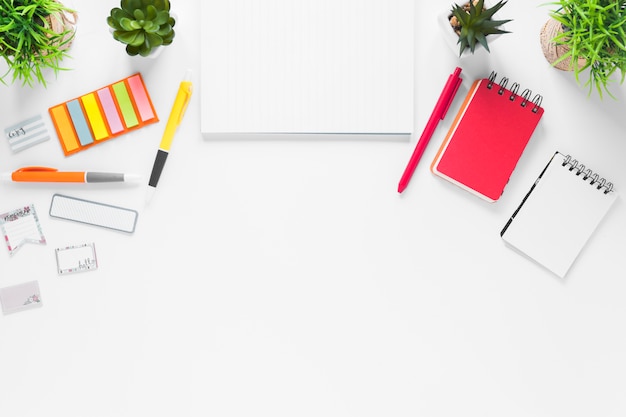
497, 77, 509, 94
486, 71, 543, 113
520, 89, 532, 108
562, 155, 614, 194
508, 83, 520, 100
487, 71, 497, 88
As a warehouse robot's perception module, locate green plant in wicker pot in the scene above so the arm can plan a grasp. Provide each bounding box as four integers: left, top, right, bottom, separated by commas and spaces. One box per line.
0, 0, 77, 86
446, 0, 512, 56
107, 0, 175, 57
540, 0, 626, 98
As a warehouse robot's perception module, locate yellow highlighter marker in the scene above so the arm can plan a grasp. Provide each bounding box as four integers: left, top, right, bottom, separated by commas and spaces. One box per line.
147, 70, 193, 197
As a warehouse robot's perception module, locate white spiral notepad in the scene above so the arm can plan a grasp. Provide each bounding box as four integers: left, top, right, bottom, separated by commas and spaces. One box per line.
501, 151, 618, 278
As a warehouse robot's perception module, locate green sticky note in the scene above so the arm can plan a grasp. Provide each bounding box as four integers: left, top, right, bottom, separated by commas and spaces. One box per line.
112, 81, 139, 128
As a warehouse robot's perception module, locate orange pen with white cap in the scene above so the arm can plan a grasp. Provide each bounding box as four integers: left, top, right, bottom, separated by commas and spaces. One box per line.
1, 167, 142, 183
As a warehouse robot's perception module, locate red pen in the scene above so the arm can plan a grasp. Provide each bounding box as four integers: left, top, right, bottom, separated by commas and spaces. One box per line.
398, 67, 463, 193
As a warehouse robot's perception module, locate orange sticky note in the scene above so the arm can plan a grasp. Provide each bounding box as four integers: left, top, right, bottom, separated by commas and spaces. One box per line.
49, 105, 80, 154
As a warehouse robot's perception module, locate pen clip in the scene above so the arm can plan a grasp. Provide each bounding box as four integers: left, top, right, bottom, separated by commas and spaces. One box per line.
177, 85, 192, 124
440, 77, 462, 120
15, 166, 58, 173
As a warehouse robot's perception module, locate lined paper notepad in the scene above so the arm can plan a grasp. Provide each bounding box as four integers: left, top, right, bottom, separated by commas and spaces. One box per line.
200, 0, 415, 137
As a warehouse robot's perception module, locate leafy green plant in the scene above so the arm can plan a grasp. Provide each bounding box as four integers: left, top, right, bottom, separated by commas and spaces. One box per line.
449, 0, 511, 56
547, 0, 626, 98
0, 0, 76, 86
107, 0, 175, 57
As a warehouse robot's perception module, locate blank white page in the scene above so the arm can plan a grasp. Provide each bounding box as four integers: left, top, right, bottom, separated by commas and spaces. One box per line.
200, 0, 414, 137
501, 152, 618, 278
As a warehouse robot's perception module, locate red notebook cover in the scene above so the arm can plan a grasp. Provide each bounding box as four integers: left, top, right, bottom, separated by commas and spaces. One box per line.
430, 74, 544, 202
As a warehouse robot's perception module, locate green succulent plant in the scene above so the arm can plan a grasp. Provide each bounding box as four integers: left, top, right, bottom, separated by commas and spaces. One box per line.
107, 0, 175, 57
449, 0, 512, 56
0, 0, 76, 86
546, 0, 626, 99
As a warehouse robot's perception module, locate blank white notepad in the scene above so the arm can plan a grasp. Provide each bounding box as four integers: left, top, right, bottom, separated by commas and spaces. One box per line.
200, 0, 414, 137
501, 151, 618, 278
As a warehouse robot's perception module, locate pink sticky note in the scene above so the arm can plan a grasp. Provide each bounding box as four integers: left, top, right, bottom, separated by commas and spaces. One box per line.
127, 74, 155, 122
97, 87, 124, 134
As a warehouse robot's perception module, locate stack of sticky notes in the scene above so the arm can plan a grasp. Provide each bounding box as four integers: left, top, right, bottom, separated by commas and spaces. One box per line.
49, 73, 158, 155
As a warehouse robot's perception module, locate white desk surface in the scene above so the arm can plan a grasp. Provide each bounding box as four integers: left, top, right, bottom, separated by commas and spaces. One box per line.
1, 1, 625, 416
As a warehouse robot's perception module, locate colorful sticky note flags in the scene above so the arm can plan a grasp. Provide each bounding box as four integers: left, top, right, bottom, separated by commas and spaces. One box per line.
49, 73, 159, 156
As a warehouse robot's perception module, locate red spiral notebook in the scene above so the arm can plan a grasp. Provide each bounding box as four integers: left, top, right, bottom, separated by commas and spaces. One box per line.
430, 73, 544, 202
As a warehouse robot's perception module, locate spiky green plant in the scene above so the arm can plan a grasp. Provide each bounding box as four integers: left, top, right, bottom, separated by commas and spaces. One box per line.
107, 0, 175, 57
0, 0, 76, 87
449, 0, 512, 56
547, 0, 626, 99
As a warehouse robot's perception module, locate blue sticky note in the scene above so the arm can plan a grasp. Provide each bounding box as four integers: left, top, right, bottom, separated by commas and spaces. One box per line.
66, 99, 94, 146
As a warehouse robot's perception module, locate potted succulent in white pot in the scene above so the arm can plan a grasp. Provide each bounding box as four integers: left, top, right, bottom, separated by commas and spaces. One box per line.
440, 0, 512, 58
107, 0, 175, 58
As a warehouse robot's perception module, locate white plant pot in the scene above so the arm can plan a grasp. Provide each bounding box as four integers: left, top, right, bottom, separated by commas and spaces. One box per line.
108, 11, 176, 59
439, 2, 507, 59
